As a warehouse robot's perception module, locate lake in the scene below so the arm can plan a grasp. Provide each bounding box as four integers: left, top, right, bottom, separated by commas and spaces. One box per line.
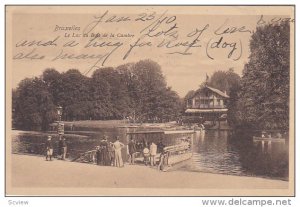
183, 130, 288, 180
11, 128, 289, 180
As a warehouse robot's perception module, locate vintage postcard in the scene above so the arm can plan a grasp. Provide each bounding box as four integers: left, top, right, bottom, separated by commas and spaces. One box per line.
5, 5, 295, 196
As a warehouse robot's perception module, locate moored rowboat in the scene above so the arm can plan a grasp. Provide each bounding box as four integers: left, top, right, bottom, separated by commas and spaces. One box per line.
253, 136, 285, 143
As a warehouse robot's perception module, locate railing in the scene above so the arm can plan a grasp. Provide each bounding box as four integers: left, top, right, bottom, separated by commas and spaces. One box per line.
189, 105, 226, 109
162, 143, 192, 166
164, 143, 190, 153
72, 149, 97, 163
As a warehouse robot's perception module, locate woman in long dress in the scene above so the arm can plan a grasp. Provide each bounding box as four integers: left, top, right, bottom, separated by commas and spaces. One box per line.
100, 137, 110, 166
96, 146, 101, 165
113, 136, 125, 167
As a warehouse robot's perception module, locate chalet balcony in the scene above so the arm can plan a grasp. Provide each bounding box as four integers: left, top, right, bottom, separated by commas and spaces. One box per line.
186, 104, 227, 109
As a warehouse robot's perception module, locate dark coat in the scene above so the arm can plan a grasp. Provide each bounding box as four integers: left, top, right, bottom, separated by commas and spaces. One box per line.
128, 140, 136, 155
58, 140, 63, 155
96, 149, 101, 165
46, 140, 53, 149
100, 140, 110, 166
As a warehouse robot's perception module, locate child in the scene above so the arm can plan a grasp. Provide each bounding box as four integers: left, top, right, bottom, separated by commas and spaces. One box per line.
45, 136, 53, 161
143, 145, 150, 166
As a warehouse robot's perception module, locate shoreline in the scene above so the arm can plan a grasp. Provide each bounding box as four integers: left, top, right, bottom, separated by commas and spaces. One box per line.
7, 154, 289, 196
12, 152, 288, 182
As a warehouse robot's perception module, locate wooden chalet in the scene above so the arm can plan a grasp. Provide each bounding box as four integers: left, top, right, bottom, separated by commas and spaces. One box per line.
184, 85, 229, 123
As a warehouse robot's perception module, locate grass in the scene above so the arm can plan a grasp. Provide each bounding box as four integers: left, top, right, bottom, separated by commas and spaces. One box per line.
49, 120, 127, 129
66, 120, 127, 128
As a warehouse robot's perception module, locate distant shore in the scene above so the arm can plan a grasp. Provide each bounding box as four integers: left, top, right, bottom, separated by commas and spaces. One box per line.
47, 119, 232, 131
50, 119, 181, 130
7, 154, 289, 196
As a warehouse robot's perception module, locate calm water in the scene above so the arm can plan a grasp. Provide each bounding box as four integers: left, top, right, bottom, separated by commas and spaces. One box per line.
11, 128, 289, 180
11, 129, 128, 161
184, 130, 288, 179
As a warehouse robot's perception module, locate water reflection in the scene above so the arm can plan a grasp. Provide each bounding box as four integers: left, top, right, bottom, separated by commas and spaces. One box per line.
12, 129, 128, 161
188, 130, 288, 179
190, 130, 244, 175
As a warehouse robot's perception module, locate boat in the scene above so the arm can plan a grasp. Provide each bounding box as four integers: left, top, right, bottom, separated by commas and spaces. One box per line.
126, 130, 195, 170
73, 130, 196, 170
253, 136, 285, 143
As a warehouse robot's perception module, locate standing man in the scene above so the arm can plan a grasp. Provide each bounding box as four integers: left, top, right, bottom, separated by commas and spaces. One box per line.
157, 140, 165, 154
45, 136, 54, 161
62, 138, 67, 160
113, 136, 125, 167
58, 136, 63, 159
150, 141, 157, 166
128, 137, 136, 165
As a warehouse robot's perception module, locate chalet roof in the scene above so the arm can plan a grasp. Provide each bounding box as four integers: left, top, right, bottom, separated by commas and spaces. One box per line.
193, 85, 229, 98
206, 86, 229, 98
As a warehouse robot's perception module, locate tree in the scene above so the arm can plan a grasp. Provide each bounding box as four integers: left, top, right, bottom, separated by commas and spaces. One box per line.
89, 69, 113, 119
116, 63, 137, 118
14, 78, 56, 130
157, 87, 182, 122
132, 59, 168, 121
13, 59, 182, 127
59, 69, 90, 121
42, 68, 62, 105
237, 21, 290, 130
95, 67, 131, 119
207, 68, 240, 95
226, 71, 241, 127
116, 60, 181, 122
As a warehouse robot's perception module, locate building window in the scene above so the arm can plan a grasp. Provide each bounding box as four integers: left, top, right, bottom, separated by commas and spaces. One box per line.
195, 98, 200, 107
200, 99, 209, 108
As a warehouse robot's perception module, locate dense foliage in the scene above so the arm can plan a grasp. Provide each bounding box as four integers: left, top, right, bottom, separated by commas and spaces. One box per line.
207, 68, 240, 95
206, 68, 241, 127
236, 22, 290, 130
13, 60, 182, 130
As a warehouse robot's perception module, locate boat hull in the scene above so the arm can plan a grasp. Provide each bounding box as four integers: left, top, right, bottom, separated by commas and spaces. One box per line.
168, 152, 192, 165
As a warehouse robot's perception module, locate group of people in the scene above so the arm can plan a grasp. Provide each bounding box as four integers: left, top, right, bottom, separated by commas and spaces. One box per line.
45, 135, 67, 161
94, 136, 167, 169
44, 134, 168, 170
95, 136, 125, 168
128, 138, 166, 168
95, 136, 164, 168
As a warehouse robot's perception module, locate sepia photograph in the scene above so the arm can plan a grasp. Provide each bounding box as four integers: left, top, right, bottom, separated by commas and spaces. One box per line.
5, 5, 295, 196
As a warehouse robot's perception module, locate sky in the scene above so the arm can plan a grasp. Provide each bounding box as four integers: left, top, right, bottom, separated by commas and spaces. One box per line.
8, 6, 294, 97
